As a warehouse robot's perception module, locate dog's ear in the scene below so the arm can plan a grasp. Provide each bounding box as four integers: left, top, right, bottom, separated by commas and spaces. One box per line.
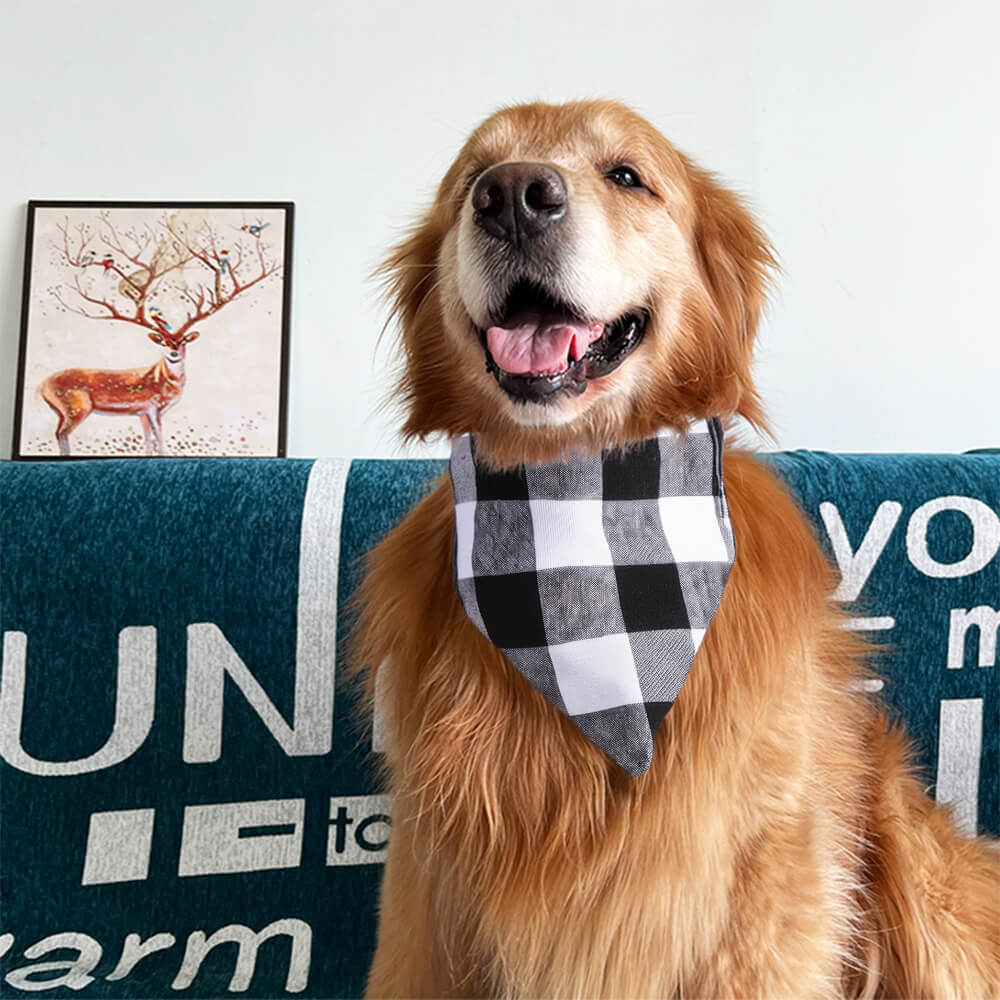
375, 161, 469, 441
378, 213, 443, 354
683, 164, 776, 431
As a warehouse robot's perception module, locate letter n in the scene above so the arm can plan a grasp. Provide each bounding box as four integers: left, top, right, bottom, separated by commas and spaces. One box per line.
184, 624, 333, 762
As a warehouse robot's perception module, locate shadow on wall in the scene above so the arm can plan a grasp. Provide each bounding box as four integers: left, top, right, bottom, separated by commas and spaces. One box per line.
0, 204, 28, 461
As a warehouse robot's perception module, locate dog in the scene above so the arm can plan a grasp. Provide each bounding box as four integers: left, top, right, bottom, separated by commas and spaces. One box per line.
355, 100, 1000, 998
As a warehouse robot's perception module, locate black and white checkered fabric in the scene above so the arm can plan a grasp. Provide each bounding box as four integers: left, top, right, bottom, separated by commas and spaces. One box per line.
450, 418, 735, 776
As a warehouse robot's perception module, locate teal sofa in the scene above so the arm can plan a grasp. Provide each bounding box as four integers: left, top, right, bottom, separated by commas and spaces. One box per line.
0, 453, 996, 998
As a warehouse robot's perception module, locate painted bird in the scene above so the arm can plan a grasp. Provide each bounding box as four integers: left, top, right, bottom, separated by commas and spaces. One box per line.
100, 254, 115, 272
218, 249, 230, 273
79, 250, 96, 267
149, 305, 172, 332
241, 222, 270, 237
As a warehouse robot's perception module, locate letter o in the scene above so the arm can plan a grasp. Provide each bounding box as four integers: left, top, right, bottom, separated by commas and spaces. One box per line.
906, 496, 1000, 578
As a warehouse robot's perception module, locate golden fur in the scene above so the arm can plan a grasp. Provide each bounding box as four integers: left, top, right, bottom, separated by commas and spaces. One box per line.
355, 100, 1000, 998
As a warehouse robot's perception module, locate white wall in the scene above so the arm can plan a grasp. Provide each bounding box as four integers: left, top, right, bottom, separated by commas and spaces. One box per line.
1, 0, 997, 459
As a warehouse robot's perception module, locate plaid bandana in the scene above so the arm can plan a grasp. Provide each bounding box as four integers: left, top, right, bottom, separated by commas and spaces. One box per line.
450, 418, 735, 776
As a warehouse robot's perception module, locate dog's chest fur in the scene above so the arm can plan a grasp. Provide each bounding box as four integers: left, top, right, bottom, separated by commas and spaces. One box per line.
364, 461, 869, 996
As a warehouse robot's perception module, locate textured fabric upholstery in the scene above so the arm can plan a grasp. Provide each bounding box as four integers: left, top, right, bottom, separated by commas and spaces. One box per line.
0, 453, 995, 997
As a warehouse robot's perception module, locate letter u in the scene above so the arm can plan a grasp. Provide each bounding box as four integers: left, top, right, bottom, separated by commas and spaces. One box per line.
0, 627, 156, 776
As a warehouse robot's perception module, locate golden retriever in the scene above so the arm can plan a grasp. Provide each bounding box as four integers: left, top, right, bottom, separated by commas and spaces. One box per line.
355, 100, 1000, 998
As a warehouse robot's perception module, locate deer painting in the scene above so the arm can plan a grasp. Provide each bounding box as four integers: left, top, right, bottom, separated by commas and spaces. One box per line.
19, 206, 286, 458
41, 329, 200, 456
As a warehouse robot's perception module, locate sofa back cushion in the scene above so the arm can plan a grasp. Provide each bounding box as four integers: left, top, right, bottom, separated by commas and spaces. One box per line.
0, 454, 996, 998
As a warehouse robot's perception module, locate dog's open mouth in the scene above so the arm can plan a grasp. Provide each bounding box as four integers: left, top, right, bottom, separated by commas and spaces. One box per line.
476, 281, 649, 404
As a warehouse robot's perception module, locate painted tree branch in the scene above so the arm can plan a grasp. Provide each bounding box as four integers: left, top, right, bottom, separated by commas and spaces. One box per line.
63, 275, 152, 330
56, 218, 95, 268
49, 210, 282, 340
98, 212, 151, 270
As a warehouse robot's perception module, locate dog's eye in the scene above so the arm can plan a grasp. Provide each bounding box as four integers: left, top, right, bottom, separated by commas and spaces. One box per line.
606, 165, 644, 190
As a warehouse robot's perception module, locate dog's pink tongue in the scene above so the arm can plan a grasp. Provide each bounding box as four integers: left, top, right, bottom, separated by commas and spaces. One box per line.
487, 310, 605, 375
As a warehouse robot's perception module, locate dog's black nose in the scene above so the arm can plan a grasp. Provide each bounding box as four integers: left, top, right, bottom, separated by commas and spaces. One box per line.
471, 162, 567, 245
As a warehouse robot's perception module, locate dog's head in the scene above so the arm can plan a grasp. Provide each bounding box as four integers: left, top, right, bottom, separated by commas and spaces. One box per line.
381, 100, 775, 466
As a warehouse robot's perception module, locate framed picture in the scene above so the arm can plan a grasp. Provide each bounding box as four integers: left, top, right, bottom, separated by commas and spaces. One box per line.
12, 201, 293, 459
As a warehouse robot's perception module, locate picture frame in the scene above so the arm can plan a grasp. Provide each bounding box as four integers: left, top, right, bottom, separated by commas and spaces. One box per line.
12, 200, 293, 460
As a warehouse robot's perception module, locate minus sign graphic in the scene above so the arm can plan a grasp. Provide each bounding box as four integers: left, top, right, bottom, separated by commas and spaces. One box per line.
237, 824, 298, 839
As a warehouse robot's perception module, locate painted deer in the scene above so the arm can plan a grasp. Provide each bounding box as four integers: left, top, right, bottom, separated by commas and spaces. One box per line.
40, 328, 200, 456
